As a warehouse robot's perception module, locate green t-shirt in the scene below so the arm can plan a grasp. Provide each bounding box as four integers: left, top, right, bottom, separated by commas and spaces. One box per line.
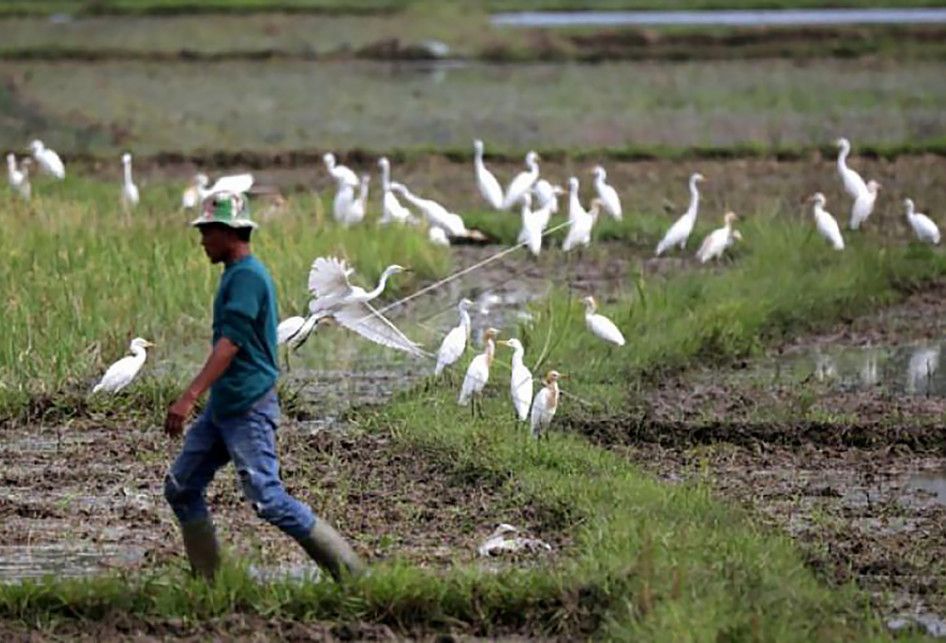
210, 254, 279, 418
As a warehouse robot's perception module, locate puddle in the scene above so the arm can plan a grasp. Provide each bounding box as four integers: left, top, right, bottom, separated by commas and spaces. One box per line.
492, 8, 946, 28
906, 469, 946, 507
0, 545, 145, 583
888, 613, 946, 638
769, 342, 945, 396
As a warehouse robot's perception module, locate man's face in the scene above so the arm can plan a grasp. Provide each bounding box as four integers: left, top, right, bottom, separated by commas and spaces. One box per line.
198, 224, 234, 263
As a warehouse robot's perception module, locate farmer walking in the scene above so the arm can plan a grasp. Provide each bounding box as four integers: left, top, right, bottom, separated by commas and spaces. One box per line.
163, 192, 363, 582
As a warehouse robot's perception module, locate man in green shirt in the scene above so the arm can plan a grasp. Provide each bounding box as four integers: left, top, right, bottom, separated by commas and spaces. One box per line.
163, 192, 363, 582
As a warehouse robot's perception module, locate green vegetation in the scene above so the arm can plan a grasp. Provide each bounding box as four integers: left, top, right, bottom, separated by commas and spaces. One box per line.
3, 175, 945, 636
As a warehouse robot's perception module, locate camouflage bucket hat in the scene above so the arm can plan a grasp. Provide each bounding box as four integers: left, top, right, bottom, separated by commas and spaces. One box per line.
191, 191, 257, 229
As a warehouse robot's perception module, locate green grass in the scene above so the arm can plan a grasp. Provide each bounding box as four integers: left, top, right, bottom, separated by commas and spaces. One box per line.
2, 175, 945, 636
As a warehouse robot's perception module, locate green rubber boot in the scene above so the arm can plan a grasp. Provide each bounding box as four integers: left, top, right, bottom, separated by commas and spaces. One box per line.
297, 519, 365, 582
179, 518, 221, 582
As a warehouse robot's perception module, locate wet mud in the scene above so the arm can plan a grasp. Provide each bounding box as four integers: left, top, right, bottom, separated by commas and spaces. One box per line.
569, 282, 946, 634
0, 420, 563, 583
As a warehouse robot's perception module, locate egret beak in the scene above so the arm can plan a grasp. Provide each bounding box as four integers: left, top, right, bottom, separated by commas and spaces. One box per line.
498, 340, 513, 347
143, 341, 156, 348
402, 267, 415, 273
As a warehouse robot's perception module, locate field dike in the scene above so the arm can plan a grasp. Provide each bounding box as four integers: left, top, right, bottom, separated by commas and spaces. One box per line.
3, 178, 946, 638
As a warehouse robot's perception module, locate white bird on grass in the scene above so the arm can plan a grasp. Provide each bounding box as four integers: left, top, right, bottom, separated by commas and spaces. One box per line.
29, 140, 65, 179
498, 338, 533, 422
458, 327, 499, 415
563, 178, 602, 252
904, 198, 940, 245
517, 192, 552, 257
836, 138, 880, 230
91, 337, 154, 394
332, 180, 354, 223
7, 153, 30, 201
532, 179, 564, 214
183, 173, 255, 209
850, 180, 881, 230
120, 153, 140, 210
809, 193, 845, 251
502, 151, 540, 210
435, 298, 474, 376
323, 152, 358, 187
474, 139, 504, 210
378, 157, 414, 225
339, 174, 369, 227
307, 257, 426, 357
390, 182, 484, 241
582, 296, 625, 346
655, 173, 705, 256
696, 211, 743, 263
530, 370, 562, 439
592, 165, 622, 220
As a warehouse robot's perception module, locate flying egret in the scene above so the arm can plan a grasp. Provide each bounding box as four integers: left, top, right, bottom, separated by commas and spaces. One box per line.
695, 211, 742, 263
502, 151, 540, 210
592, 165, 622, 220
474, 139, 504, 210
655, 173, 705, 256
532, 179, 563, 214
517, 192, 552, 257
307, 257, 426, 357
389, 182, 484, 241
29, 139, 65, 179
378, 157, 413, 225
850, 180, 881, 230
904, 198, 940, 245
91, 337, 155, 394
530, 370, 562, 439
6, 153, 30, 201
458, 327, 499, 416
120, 152, 140, 210
323, 152, 358, 187
835, 137, 868, 201
277, 314, 326, 371
562, 178, 602, 252
498, 338, 533, 422
183, 173, 254, 209
809, 193, 845, 251
582, 296, 625, 346
435, 298, 474, 376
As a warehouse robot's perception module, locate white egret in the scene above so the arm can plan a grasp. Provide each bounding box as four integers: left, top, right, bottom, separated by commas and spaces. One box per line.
323, 152, 358, 187
183, 173, 254, 209
532, 179, 563, 214
582, 296, 625, 346
850, 180, 881, 230
907, 345, 940, 394
428, 225, 450, 247
530, 370, 562, 439
378, 157, 414, 225
332, 180, 355, 223
474, 139, 504, 210
562, 177, 601, 252
389, 182, 484, 241
835, 137, 868, 201
498, 338, 533, 422
434, 298, 474, 376
29, 140, 65, 179
7, 153, 30, 201
809, 193, 845, 251
341, 175, 369, 227
458, 327, 498, 415
120, 153, 140, 210
307, 257, 426, 357
695, 211, 742, 263
181, 174, 203, 209
655, 173, 705, 256
904, 198, 940, 245
91, 337, 154, 394
502, 151, 540, 210
517, 193, 551, 257
277, 314, 324, 370
592, 165, 622, 220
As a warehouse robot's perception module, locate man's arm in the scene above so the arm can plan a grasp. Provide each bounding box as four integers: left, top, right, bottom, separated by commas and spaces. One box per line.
164, 337, 240, 437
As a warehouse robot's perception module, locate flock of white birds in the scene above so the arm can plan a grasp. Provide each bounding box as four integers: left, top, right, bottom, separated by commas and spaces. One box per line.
7, 135, 940, 438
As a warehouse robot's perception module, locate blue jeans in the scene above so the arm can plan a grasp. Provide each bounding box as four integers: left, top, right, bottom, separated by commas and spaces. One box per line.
164, 389, 316, 541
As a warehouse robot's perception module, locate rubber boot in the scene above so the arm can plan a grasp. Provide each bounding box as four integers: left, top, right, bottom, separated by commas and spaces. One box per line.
179, 518, 221, 581
296, 519, 365, 582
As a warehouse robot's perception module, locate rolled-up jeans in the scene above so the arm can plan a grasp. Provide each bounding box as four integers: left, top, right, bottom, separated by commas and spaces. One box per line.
164, 389, 316, 541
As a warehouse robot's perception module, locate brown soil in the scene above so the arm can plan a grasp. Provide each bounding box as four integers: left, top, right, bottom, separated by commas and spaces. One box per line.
0, 418, 563, 583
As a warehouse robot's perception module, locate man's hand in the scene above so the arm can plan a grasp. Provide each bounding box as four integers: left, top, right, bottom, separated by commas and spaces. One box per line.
165, 393, 196, 438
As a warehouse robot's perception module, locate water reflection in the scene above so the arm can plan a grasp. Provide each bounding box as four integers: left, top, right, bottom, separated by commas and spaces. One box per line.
779, 342, 946, 397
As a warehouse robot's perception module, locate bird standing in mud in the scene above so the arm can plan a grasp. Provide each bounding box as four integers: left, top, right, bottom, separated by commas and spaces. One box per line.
530, 370, 562, 439
458, 327, 499, 416
503, 151, 541, 210
655, 173, 705, 256
435, 298, 474, 376
904, 198, 940, 245
809, 193, 845, 251
592, 165, 622, 220
499, 338, 533, 422
582, 296, 626, 346
696, 211, 742, 263
91, 337, 155, 393
835, 137, 880, 230
474, 139, 504, 210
